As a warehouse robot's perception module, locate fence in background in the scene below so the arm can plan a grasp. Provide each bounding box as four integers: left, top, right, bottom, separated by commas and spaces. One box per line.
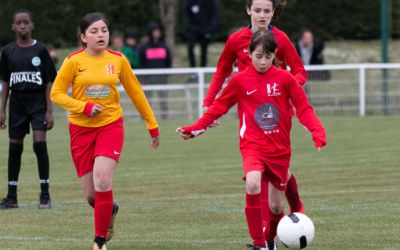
121, 63, 400, 120
2, 64, 399, 120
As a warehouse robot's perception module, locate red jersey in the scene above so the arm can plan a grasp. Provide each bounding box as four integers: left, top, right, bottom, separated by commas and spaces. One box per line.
185, 65, 325, 158
203, 26, 307, 107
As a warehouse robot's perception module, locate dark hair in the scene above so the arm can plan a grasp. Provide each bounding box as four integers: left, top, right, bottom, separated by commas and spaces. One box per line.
13, 9, 33, 23
79, 12, 108, 47
249, 29, 277, 55
246, 0, 287, 20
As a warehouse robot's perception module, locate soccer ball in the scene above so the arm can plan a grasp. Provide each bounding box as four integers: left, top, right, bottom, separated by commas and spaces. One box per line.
277, 213, 315, 249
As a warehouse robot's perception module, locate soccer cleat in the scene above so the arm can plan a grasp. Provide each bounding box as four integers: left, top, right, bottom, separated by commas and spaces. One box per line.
267, 241, 277, 250
92, 242, 107, 250
247, 244, 267, 250
106, 203, 119, 241
289, 199, 304, 214
0, 197, 18, 210
38, 193, 52, 209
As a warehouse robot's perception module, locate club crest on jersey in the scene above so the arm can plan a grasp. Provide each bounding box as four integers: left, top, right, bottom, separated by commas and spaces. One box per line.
32, 57, 41, 66
266, 83, 281, 96
106, 64, 115, 75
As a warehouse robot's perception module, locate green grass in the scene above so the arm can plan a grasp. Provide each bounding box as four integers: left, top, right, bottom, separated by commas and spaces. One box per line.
0, 116, 399, 249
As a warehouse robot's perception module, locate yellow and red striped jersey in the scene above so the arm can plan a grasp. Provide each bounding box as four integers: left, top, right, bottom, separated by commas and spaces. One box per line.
51, 49, 158, 131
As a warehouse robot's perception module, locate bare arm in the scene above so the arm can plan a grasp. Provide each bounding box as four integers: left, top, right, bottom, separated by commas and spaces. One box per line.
44, 82, 54, 130
0, 81, 10, 129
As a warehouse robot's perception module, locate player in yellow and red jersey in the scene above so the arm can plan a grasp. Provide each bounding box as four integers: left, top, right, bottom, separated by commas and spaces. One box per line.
51, 12, 159, 250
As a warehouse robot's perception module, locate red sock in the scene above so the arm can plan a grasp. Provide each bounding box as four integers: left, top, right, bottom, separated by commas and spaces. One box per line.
261, 175, 269, 232
245, 193, 265, 248
265, 208, 284, 242
94, 190, 113, 237
285, 174, 302, 212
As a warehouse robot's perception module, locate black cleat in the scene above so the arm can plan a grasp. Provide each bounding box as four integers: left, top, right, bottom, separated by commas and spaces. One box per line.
39, 193, 51, 209
267, 241, 277, 250
0, 197, 18, 210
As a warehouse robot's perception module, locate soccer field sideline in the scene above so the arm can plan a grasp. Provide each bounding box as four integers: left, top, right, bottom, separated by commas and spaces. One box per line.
0, 116, 399, 249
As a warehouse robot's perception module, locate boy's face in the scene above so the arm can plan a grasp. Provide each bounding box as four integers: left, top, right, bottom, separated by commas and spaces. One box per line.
12, 13, 34, 40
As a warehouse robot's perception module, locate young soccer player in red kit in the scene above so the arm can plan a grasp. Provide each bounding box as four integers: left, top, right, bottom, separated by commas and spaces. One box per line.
203, 0, 307, 228
51, 13, 160, 250
177, 30, 326, 250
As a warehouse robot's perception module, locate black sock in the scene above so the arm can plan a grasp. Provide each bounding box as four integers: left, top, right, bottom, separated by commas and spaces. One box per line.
7, 143, 23, 198
33, 141, 50, 194
94, 236, 106, 247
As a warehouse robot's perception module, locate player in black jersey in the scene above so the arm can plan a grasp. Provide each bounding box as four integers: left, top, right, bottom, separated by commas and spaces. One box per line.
0, 9, 57, 209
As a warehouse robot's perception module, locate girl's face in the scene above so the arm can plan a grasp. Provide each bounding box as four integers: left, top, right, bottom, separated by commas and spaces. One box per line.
247, 0, 274, 31
81, 20, 109, 53
12, 13, 33, 40
249, 45, 275, 73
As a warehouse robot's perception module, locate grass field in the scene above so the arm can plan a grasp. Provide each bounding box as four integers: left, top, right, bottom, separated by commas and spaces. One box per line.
0, 116, 399, 249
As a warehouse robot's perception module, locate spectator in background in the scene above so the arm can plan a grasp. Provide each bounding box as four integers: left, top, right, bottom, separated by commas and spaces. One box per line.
183, 0, 219, 68
46, 44, 58, 68
139, 22, 172, 120
124, 32, 140, 68
111, 31, 136, 68
295, 28, 330, 81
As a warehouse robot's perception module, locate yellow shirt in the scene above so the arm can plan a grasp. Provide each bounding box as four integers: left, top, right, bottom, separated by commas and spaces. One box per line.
51, 49, 158, 131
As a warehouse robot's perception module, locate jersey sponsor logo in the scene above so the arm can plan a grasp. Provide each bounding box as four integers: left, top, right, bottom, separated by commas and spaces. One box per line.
31, 56, 41, 66
106, 64, 114, 75
266, 83, 281, 96
254, 102, 280, 131
85, 84, 111, 98
246, 89, 258, 95
10, 72, 42, 86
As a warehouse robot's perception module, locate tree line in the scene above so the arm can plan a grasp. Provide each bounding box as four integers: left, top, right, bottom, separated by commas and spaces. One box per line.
0, 0, 390, 48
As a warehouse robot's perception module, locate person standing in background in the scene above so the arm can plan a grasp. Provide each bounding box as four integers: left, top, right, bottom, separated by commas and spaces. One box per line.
0, 9, 56, 210
183, 0, 219, 68
295, 28, 329, 81
138, 22, 172, 120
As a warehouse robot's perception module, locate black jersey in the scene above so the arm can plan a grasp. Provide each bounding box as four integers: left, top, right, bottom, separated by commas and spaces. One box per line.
0, 40, 57, 92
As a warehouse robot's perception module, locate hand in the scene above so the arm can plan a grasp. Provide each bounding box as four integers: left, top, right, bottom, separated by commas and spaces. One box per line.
90, 104, 103, 117
0, 111, 6, 129
45, 111, 54, 130
176, 127, 205, 140
151, 136, 160, 149
202, 106, 220, 128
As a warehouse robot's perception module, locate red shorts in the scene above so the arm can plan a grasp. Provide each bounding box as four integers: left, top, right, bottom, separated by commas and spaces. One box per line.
69, 118, 124, 177
242, 154, 290, 191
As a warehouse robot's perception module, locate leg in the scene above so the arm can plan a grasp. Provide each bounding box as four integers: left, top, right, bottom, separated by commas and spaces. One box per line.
0, 137, 24, 209
245, 171, 266, 248
33, 130, 51, 208
265, 182, 285, 245
187, 32, 197, 67
285, 171, 304, 213
199, 34, 211, 67
80, 172, 95, 208
92, 156, 116, 248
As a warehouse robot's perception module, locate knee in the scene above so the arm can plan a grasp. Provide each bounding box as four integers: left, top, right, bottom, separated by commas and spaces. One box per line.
246, 179, 261, 195
93, 174, 112, 192
269, 200, 284, 215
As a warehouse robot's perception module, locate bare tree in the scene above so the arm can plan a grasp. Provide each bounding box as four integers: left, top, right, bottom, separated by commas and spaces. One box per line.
159, 0, 177, 56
